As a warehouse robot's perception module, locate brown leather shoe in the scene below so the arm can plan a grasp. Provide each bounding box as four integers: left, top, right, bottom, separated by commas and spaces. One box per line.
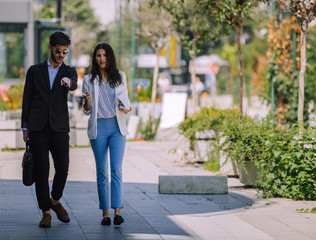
39, 212, 51, 228
51, 200, 70, 223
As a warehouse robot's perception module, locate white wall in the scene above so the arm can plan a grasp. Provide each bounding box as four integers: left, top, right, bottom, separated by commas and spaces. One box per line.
0, 0, 30, 23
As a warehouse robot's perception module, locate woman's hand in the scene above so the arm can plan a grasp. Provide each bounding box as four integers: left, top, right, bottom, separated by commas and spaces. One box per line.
83, 92, 90, 102
119, 106, 132, 114
82, 92, 91, 111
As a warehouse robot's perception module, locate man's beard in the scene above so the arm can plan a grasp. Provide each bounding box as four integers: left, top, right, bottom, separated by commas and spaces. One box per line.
51, 51, 63, 64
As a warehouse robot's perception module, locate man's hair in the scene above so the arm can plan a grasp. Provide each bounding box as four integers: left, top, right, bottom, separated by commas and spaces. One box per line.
49, 31, 71, 47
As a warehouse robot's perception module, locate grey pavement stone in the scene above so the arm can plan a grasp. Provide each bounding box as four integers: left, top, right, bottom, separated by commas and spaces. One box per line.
158, 175, 228, 194
0, 141, 315, 240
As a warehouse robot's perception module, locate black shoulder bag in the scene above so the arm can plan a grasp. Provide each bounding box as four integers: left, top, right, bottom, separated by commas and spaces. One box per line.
22, 141, 34, 186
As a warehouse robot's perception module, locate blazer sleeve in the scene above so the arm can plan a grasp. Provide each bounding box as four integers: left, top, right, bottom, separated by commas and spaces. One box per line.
116, 72, 131, 109
21, 67, 33, 129
65, 66, 78, 91
82, 75, 92, 115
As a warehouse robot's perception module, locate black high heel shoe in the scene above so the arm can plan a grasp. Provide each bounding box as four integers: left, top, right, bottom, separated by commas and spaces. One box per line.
101, 217, 111, 225
114, 214, 124, 226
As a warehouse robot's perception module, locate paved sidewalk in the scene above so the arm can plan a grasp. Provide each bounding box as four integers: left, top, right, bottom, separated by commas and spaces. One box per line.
0, 141, 316, 240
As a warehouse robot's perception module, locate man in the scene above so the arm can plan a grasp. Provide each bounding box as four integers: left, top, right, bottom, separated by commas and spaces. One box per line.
157, 73, 171, 99
21, 31, 77, 228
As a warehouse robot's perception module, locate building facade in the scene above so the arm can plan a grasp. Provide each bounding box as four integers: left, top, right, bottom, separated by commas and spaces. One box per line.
0, 0, 34, 83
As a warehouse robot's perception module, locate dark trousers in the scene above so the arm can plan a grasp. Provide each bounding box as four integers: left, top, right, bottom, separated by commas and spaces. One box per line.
29, 124, 69, 212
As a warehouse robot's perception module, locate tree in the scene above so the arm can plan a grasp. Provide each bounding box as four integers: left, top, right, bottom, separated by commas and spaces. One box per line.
262, 16, 301, 125
151, 0, 225, 114
278, 0, 316, 123
208, 0, 267, 118
63, 0, 102, 60
137, 0, 173, 119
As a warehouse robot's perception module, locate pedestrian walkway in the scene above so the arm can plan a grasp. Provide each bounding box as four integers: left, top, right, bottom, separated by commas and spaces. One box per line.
0, 141, 316, 240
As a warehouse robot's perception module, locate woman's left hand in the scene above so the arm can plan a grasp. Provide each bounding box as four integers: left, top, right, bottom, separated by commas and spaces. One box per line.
119, 106, 132, 114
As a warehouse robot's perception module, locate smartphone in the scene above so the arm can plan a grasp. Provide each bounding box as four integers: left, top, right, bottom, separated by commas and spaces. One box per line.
118, 101, 127, 110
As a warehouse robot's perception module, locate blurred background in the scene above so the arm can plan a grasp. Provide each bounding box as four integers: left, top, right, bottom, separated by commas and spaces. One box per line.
0, 0, 316, 127
1, 0, 316, 198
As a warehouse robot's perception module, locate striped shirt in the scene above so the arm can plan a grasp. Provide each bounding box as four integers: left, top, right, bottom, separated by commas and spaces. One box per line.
97, 81, 116, 119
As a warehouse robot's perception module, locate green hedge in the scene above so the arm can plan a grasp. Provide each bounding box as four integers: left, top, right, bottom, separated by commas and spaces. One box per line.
178, 107, 240, 150
178, 107, 316, 200
257, 124, 316, 200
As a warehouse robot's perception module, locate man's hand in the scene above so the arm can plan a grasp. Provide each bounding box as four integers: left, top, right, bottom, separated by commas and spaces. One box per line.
23, 130, 29, 143
61, 77, 71, 88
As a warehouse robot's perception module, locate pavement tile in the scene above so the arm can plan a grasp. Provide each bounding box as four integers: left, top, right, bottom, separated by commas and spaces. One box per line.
85, 233, 125, 240
160, 234, 200, 240
0, 142, 316, 240
3, 237, 48, 240
123, 233, 163, 240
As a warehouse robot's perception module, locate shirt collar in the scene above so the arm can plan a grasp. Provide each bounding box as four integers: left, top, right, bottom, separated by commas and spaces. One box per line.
47, 59, 62, 69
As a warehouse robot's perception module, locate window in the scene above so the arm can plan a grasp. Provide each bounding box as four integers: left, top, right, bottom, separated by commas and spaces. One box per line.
0, 24, 26, 83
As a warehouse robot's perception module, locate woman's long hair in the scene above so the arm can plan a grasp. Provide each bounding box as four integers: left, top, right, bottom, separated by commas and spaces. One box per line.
89, 43, 122, 88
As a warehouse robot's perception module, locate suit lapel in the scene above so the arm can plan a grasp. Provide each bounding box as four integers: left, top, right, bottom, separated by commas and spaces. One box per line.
41, 61, 51, 92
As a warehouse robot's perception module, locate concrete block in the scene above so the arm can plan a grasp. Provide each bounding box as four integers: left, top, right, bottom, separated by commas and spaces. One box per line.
218, 136, 239, 177
7, 110, 22, 120
69, 119, 90, 147
220, 154, 239, 177
127, 115, 140, 140
74, 119, 89, 146
75, 128, 90, 146
69, 120, 76, 147
194, 130, 220, 162
0, 120, 24, 149
195, 140, 213, 162
195, 130, 218, 139
239, 161, 258, 187
137, 102, 161, 123
0, 111, 9, 121
158, 175, 228, 194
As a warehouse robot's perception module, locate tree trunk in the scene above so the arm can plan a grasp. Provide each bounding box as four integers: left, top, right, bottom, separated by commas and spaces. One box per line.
236, 25, 244, 119
298, 20, 307, 123
150, 48, 160, 120
190, 54, 197, 114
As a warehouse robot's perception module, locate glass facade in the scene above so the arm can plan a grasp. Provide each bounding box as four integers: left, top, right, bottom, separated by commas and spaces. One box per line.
0, 0, 66, 83
0, 24, 26, 83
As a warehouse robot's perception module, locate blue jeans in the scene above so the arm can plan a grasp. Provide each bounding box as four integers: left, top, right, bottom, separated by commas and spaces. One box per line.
90, 117, 126, 210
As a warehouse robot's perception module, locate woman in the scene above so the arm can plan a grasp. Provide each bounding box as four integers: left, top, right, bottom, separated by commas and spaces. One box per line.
82, 43, 132, 226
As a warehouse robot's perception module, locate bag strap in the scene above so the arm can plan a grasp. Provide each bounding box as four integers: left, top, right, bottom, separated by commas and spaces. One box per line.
26, 140, 30, 149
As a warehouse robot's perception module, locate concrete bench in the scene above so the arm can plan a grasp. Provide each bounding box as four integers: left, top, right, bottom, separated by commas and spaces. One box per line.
158, 175, 228, 194
0, 120, 24, 149
70, 119, 90, 147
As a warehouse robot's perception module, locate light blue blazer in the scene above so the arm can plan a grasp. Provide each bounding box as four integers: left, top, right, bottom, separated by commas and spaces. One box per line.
82, 71, 132, 139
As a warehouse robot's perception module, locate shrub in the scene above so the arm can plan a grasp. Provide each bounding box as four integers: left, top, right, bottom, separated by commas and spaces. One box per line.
139, 116, 160, 140
216, 115, 276, 172
212, 117, 316, 200
7, 82, 24, 99
178, 107, 240, 150
256, 124, 316, 200
7, 82, 24, 110
0, 98, 9, 111
136, 84, 152, 102
178, 107, 316, 200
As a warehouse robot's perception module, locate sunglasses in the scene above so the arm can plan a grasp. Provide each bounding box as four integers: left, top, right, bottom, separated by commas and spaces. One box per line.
52, 46, 69, 55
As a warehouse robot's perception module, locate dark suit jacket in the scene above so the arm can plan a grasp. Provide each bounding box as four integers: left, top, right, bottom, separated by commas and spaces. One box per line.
21, 60, 78, 132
